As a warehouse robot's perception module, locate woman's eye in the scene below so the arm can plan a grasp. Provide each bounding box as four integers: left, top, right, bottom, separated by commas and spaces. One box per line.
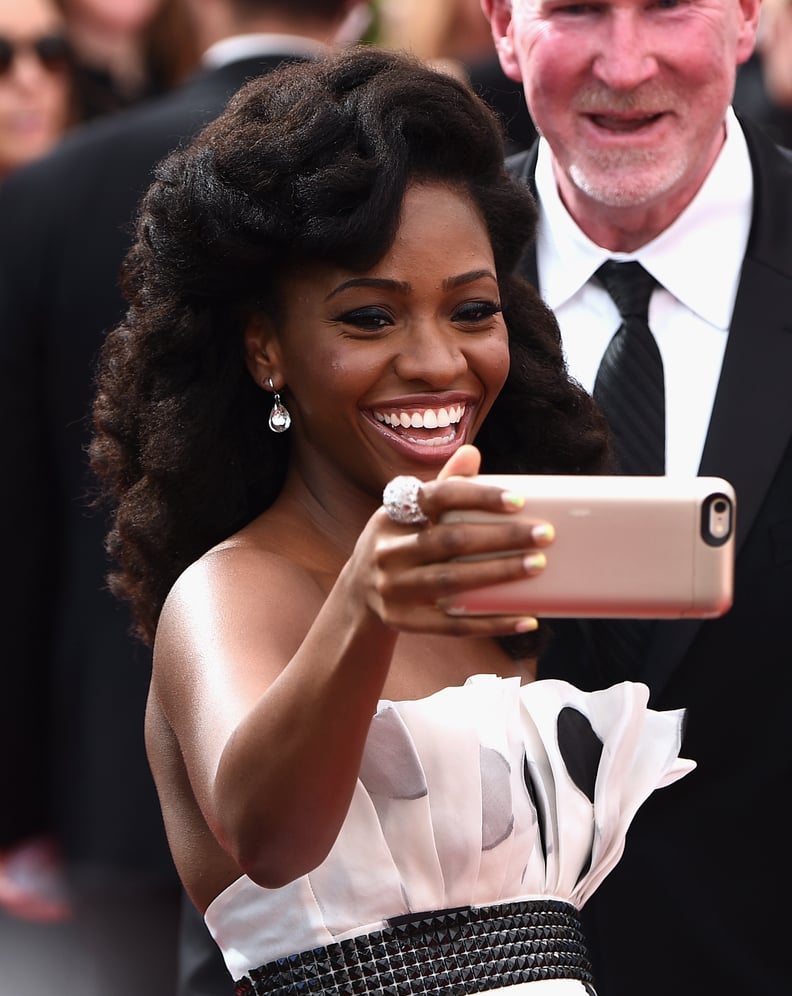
453, 300, 503, 325
337, 307, 393, 332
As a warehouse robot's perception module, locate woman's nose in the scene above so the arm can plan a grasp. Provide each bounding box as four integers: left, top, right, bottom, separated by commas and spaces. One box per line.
392, 325, 469, 385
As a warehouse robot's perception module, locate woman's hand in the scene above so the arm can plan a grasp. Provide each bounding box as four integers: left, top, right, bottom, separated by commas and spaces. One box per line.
353, 445, 555, 637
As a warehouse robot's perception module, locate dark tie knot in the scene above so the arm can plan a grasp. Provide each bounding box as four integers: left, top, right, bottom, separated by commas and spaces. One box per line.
596, 260, 657, 320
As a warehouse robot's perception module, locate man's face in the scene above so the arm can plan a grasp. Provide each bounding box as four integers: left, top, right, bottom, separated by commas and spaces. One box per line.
486, 0, 760, 217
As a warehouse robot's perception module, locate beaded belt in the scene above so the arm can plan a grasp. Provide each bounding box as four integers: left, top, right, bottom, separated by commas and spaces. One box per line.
234, 898, 596, 995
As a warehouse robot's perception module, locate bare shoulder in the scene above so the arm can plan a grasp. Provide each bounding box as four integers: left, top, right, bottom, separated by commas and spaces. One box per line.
157, 537, 326, 666
150, 535, 327, 774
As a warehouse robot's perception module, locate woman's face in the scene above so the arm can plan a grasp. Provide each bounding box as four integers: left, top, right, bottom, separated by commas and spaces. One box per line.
251, 182, 511, 499
0, 0, 72, 178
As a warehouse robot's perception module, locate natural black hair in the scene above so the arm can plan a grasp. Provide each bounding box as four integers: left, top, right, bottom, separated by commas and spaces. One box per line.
90, 46, 610, 648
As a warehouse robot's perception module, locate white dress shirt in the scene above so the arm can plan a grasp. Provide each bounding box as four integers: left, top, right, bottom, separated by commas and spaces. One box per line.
534, 107, 753, 477
201, 33, 330, 69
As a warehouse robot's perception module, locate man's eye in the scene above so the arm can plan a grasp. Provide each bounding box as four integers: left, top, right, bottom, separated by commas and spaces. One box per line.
453, 301, 503, 324
552, 3, 600, 15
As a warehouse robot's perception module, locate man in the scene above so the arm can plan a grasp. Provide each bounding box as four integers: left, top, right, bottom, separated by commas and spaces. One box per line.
482, 0, 792, 993
0, 2, 370, 994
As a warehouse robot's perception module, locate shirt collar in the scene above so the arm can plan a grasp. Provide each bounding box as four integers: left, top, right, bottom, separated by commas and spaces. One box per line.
202, 33, 329, 69
535, 107, 753, 329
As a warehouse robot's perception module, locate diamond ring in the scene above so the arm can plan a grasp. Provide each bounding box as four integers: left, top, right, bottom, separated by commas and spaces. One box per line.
382, 475, 428, 526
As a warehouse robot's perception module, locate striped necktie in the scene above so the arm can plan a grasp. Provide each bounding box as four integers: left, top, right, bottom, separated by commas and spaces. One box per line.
593, 260, 664, 475
589, 261, 664, 679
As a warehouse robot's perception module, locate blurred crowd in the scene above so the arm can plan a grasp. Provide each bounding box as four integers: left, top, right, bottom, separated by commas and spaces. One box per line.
2, 0, 790, 190
0, 0, 199, 184
0, 0, 790, 994
732, 0, 792, 147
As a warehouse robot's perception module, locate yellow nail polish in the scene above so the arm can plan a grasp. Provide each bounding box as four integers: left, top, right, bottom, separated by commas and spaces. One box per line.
502, 490, 526, 510
524, 552, 547, 572
515, 617, 538, 633
532, 523, 555, 543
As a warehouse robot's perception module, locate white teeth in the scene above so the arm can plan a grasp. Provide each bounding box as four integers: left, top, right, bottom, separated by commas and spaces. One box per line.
374, 405, 465, 429
409, 433, 455, 447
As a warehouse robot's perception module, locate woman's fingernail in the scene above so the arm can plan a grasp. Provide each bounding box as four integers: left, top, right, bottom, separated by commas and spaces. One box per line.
524, 552, 547, 572
502, 490, 526, 510
515, 617, 538, 633
531, 523, 555, 543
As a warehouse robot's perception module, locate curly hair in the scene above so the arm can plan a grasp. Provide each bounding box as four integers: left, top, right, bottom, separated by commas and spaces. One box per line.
90, 45, 611, 647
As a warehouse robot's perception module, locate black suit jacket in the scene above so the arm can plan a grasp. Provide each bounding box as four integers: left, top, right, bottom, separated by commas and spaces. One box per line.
506, 119, 792, 995
466, 53, 537, 155
0, 50, 310, 992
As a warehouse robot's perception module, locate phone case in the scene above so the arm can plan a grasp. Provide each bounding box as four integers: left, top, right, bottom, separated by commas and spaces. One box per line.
440, 475, 736, 618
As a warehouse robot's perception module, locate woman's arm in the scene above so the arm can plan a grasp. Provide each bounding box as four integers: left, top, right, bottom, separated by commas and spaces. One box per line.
150, 446, 551, 888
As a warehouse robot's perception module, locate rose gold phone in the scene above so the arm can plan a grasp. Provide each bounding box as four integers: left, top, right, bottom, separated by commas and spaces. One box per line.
440, 475, 736, 619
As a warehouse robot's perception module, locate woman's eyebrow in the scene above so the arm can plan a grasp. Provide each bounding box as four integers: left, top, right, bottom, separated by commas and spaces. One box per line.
325, 277, 409, 301
325, 269, 498, 302
445, 269, 498, 290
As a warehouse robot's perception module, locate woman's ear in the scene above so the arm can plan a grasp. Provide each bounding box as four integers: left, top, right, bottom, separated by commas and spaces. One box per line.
244, 314, 283, 390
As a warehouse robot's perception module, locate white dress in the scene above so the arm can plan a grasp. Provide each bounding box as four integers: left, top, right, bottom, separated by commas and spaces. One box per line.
204, 676, 694, 995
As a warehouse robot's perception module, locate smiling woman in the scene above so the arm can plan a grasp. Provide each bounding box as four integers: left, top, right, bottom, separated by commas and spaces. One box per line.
89, 46, 694, 995
0, 0, 74, 182
242, 182, 511, 475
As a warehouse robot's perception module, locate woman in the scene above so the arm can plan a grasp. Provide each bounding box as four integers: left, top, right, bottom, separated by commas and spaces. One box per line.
90, 47, 693, 994
54, 0, 198, 120
0, 0, 73, 183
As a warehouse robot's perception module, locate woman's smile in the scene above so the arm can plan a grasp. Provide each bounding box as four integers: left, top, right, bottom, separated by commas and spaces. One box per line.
365, 392, 478, 464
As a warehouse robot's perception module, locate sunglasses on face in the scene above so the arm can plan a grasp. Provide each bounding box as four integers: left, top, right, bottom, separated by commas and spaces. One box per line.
0, 34, 71, 77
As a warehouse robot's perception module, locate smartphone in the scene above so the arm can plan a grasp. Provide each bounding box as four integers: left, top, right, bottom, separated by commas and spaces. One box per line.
440, 475, 736, 619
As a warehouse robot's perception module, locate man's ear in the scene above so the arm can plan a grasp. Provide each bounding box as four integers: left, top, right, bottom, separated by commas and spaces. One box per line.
243, 314, 283, 390
483, 0, 523, 83
735, 0, 762, 66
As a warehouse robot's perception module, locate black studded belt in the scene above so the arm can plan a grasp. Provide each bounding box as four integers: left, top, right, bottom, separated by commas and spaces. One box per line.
234, 898, 596, 995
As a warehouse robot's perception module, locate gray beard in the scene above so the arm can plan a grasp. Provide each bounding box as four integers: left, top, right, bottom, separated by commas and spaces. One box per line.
568, 147, 687, 208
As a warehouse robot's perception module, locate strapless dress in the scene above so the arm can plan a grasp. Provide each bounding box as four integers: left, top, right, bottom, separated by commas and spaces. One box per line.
204, 676, 694, 995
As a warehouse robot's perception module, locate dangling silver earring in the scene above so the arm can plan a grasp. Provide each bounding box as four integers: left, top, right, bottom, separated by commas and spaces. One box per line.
266, 377, 291, 433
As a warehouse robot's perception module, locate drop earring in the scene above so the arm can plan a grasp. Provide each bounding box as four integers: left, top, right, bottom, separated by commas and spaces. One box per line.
266, 377, 291, 433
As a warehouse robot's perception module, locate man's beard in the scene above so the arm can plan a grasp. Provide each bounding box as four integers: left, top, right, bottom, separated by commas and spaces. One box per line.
569, 145, 687, 208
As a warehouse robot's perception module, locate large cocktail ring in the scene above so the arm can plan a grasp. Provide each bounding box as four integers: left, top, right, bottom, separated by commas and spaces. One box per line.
382, 475, 428, 526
